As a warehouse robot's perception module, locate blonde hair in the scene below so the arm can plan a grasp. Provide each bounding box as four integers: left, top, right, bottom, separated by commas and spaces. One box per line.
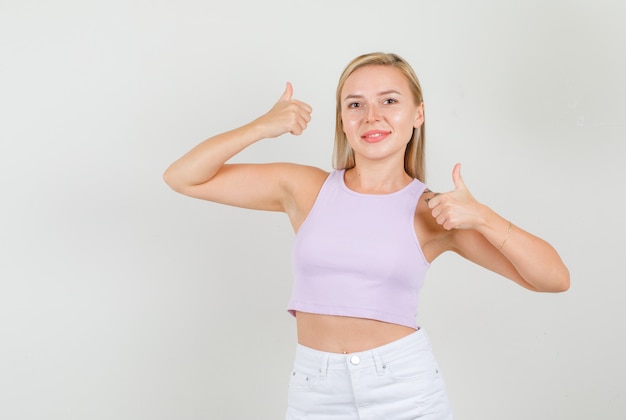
332, 52, 426, 181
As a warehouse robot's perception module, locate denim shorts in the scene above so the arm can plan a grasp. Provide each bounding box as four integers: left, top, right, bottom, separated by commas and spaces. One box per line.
286, 328, 453, 420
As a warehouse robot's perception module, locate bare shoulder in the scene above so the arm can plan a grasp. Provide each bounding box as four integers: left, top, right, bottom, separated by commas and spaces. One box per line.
273, 162, 328, 177
280, 164, 329, 231
278, 162, 329, 183
272, 162, 328, 198
414, 188, 453, 262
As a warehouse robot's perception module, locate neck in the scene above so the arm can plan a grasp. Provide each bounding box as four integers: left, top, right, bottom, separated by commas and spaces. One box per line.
344, 161, 411, 194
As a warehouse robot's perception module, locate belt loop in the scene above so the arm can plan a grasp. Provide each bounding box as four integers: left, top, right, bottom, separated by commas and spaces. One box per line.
319, 353, 330, 380
372, 350, 386, 376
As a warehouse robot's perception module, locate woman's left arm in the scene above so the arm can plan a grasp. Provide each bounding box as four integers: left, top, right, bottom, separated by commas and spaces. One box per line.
427, 163, 570, 292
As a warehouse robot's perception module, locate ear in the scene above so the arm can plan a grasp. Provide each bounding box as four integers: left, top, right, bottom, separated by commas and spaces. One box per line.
413, 102, 425, 128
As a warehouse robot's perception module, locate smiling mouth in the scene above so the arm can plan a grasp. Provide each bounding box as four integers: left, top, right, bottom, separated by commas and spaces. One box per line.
361, 131, 390, 142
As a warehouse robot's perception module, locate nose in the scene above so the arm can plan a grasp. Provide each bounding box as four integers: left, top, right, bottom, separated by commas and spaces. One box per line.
365, 104, 381, 123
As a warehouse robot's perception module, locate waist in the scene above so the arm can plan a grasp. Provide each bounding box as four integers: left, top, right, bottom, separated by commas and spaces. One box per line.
294, 326, 431, 372
295, 311, 417, 354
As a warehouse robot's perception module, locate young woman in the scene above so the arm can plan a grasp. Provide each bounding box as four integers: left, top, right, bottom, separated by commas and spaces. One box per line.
164, 52, 569, 419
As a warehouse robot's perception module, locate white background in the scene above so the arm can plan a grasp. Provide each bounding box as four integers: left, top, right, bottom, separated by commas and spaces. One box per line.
1, 0, 625, 418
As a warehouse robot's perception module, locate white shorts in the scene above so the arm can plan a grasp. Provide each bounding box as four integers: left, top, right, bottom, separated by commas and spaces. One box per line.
286, 328, 453, 420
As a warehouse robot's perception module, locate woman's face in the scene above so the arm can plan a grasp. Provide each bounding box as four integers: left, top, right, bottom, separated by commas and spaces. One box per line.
340, 65, 424, 166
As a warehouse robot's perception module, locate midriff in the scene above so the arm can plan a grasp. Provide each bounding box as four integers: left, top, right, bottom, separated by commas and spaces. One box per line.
295, 311, 417, 354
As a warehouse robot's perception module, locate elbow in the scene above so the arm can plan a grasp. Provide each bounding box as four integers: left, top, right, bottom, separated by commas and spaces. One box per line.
556, 269, 571, 292
524, 265, 570, 293
162, 166, 184, 193
162, 168, 175, 189
544, 266, 570, 293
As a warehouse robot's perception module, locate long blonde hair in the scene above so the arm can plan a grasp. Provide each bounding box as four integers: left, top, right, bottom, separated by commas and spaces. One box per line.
332, 52, 426, 181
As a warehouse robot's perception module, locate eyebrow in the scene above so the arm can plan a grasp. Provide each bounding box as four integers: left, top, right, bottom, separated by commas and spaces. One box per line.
343, 89, 402, 102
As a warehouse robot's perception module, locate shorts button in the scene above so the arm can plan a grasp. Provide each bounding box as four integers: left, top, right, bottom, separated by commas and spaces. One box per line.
350, 355, 360, 365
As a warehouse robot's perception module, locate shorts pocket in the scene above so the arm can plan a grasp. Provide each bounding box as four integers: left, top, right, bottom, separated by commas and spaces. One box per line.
383, 349, 441, 382
288, 367, 321, 391
287, 366, 330, 415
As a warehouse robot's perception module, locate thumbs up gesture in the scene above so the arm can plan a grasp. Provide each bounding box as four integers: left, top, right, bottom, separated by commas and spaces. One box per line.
253, 82, 313, 138
427, 163, 485, 230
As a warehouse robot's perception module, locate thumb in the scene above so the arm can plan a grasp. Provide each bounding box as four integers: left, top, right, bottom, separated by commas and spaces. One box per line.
279, 82, 293, 102
452, 163, 466, 190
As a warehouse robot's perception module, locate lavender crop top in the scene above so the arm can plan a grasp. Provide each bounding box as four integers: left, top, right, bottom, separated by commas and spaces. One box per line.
287, 169, 431, 329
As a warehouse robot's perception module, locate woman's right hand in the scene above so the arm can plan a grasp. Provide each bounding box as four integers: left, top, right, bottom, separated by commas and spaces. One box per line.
252, 82, 313, 138
163, 82, 320, 213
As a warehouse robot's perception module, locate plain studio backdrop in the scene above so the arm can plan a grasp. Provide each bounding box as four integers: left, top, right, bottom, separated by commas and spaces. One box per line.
1, 0, 625, 419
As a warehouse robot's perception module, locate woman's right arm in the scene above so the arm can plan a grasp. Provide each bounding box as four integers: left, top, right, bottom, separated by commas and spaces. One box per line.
163, 83, 314, 212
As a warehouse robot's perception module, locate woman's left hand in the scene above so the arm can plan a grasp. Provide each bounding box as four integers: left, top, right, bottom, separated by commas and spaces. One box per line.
426, 163, 570, 292
427, 163, 486, 231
